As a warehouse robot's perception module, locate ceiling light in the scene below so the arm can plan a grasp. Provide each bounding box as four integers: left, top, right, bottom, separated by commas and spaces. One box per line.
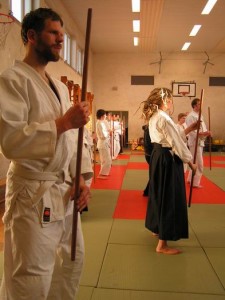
134, 37, 139, 46
133, 20, 140, 32
201, 0, 217, 14
132, 0, 140, 12
181, 42, 191, 51
189, 25, 202, 36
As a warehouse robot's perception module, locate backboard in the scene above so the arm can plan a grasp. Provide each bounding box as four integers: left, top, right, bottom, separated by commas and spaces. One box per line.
172, 82, 196, 97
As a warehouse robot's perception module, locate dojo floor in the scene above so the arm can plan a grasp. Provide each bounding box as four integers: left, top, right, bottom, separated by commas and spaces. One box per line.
0, 150, 225, 300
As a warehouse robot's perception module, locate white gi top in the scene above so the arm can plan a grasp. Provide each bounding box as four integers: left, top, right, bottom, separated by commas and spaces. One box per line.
96, 119, 110, 149
186, 110, 207, 147
149, 110, 192, 163
0, 60, 92, 224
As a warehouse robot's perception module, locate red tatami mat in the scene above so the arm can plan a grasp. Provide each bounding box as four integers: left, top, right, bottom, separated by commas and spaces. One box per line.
185, 175, 225, 204
127, 162, 149, 170
113, 176, 225, 220
113, 190, 147, 219
91, 165, 126, 190
204, 155, 225, 168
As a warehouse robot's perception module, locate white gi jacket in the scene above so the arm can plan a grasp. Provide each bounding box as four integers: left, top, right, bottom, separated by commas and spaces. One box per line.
149, 110, 192, 163
186, 110, 207, 147
0, 60, 90, 225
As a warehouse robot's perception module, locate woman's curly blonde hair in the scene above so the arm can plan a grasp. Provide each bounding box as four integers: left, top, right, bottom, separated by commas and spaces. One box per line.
142, 87, 173, 121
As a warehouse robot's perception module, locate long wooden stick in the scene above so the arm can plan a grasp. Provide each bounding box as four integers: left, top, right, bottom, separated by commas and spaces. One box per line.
188, 89, 204, 207
208, 106, 212, 170
71, 8, 92, 261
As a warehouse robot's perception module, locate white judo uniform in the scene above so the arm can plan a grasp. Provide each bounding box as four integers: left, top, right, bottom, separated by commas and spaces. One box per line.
0, 61, 92, 300
96, 120, 112, 175
186, 110, 207, 186
112, 121, 121, 160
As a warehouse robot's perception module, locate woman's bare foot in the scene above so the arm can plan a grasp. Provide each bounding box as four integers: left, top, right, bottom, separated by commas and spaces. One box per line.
156, 240, 181, 255
156, 247, 181, 255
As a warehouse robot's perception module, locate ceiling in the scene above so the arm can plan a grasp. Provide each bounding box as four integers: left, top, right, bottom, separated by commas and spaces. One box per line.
61, 0, 225, 54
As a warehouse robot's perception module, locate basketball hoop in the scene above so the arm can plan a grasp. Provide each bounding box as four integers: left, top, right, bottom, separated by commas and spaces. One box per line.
0, 12, 14, 50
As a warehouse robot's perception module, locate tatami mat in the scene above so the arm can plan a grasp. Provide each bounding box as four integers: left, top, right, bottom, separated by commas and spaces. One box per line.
85, 288, 225, 300
121, 170, 148, 190
98, 243, 224, 295
188, 204, 225, 247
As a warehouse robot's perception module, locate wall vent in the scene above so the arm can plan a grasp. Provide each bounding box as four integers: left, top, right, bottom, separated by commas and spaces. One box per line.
209, 77, 225, 86
131, 75, 154, 85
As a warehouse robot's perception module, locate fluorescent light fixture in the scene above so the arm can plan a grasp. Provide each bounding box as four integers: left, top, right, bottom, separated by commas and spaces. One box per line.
181, 42, 191, 51
132, 0, 140, 12
189, 25, 202, 36
133, 20, 140, 32
201, 0, 217, 14
134, 37, 139, 46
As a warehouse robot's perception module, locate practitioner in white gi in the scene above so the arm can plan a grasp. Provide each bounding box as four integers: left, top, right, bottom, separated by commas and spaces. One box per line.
0, 8, 91, 300
186, 98, 211, 188
142, 88, 197, 255
112, 115, 121, 160
96, 109, 112, 179
177, 113, 197, 172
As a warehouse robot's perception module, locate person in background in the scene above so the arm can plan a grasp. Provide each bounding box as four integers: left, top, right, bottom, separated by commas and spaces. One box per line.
96, 109, 112, 179
186, 98, 211, 188
142, 87, 197, 255
177, 112, 198, 172
142, 124, 153, 196
0, 8, 91, 300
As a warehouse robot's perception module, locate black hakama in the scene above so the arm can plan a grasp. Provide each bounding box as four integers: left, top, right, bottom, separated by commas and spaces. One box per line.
145, 143, 188, 241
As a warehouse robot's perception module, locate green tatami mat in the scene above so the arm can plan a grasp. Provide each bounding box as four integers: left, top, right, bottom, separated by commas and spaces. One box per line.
205, 248, 225, 289
122, 170, 148, 190
91, 288, 225, 300
98, 244, 224, 295
112, 159, 128, 166
109, 219, 200, 248
77, 286, 94, 300
188, 204, 225, 247
80, 189, 119, 286
204, 168, 225, 191
129, 155, 146, 163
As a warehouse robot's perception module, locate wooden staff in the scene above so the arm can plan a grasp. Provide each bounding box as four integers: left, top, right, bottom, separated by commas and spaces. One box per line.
188, 89, 204, 207
208, 106, 212, 170
71, 8, 92, 261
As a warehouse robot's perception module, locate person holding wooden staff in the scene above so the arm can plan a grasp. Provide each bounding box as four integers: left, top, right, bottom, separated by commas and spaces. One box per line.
0, 8, 91, 300
186, 98, 211, 188
96, 109, 112, 179
142, 88, 197, 255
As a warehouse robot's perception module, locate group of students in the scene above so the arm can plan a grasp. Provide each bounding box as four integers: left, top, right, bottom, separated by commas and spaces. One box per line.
95, 109, 124, 179
0, 6, 212, 300
142, 88, 211, 255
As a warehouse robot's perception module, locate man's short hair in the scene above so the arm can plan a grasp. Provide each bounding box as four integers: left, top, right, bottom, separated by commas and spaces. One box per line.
191, 98, 200, 108
96, 109, 106, 119
21, 8, 63, 45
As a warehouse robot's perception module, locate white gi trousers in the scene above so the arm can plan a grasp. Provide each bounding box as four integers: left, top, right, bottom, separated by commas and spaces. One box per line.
0, 201, 84, 300
187, 145, 204, 187
99, 147, 111, 175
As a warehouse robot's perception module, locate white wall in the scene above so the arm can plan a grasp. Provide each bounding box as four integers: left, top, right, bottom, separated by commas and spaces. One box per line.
93, 52, 225, 141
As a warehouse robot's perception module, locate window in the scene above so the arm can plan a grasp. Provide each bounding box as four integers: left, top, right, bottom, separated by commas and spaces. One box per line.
11, 0, 40, 22
71, 39, 77, 70
76, 47, 83, 75
63, 33, 71, 64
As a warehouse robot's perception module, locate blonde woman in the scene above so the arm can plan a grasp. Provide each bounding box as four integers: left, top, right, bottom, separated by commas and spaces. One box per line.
142, 88, 197, 255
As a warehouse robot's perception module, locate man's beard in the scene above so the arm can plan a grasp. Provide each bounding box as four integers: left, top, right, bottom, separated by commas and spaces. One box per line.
35, 39, 61, 63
